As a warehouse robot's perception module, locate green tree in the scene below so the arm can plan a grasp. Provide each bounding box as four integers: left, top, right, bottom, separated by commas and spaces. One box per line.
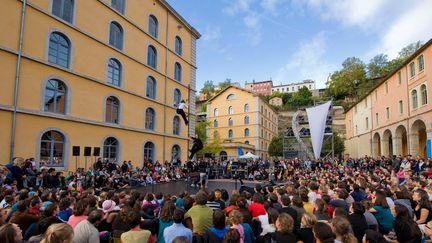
367, 54, 389, 79
201, 80, 215, 99
268, 134, 283, 157
398, 41, 423, 59
195, 119, 210, 143
321, 132, 345, 157
270, 91, 282, 98
198, 131, 222, 156
218, 78, 232, 90
287, 87, 313, 108
327, 57, 366, 99
281, 92, 292, 105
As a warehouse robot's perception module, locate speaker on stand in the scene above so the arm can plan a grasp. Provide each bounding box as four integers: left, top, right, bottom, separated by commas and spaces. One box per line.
72, 146, 80, 190
84, 147, 92, 189
92, 147, 100, 188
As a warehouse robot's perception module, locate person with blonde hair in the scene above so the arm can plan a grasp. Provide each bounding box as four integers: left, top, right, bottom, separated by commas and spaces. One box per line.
41, 223, 74, 243
273, 213, 296, 243
228, 210, 244, 243
331, 216, 357, 243
297, 212, 317, 243
0, 223, 22, 243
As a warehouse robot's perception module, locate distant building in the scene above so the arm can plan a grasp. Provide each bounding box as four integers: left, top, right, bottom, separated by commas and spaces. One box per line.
269, 97, 283, 106
272, 80, 316, 93
207, 86, 278, 160
245, 80, 273, 95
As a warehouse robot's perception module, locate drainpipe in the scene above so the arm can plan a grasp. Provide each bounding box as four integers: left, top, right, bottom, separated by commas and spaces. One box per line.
9, 0, 27, 163
406, 67, 411, 154
162, 9, 169, 163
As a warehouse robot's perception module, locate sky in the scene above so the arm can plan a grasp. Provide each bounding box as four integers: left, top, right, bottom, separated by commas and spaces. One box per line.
166, 0, 432, 90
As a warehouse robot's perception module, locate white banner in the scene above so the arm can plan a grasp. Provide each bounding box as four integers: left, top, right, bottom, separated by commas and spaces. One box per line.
306, 101, 331, 159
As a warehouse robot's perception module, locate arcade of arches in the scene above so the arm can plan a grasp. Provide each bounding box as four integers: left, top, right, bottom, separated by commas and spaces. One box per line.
372, 120, 428, 157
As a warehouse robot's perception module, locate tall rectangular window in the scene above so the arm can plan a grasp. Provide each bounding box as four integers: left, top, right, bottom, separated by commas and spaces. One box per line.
398, 71, 402, 85
364, 98, 367, 108
386, 107, 390, 119
399, 100, 403, 114
418, 55, 425, 72
111, 0, 125, 14
376, 113, 379, 125
365, 117, 369, 130
385, 82, 388, 94
410, 62, 415, 77
52, 0, 74, 23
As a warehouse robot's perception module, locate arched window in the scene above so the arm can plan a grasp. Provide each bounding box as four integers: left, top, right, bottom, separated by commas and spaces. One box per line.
244, 104, 249, 112
226, 94, 236, 100
220, 151, 227, 161
173, 116, 180, 135
173, 89, 181, 107
412, 90, 418, 109
148, 15, 158, 38
174, 62, 182, 81
147, 45, 157, 68
228, 106, 233, 115
171, 145, 181, 162
145, 107, 155, 130
244, 116, 249, 124
245, 141, 249, 144
421, 84, 428, 105
109, 21, 123, 50
228, 117, 233, 126
103, 137, 119, 161
111, 0, 125, 14
214, 119, 218, 128
214, 108, 219, 116
107, 58, 122, 86
175, 36, 182, 55
48, 32, 71, 68
40, 130, 65, 167
105, 96, 120, 123
144, 142, 155, 162
44, 79, 67, 114
52, 0, 74, 23
244, 128, 250, 137
146, 76, 156, 99
228, 129, 233, 139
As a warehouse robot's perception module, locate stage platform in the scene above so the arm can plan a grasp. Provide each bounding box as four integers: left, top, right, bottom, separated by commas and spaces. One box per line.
129, 179, 264, 196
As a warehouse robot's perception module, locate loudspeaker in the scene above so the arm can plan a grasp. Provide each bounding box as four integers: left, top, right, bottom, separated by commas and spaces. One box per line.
72, 146, 80, 156
84, 147, 92, 157
93, 147, 100, 157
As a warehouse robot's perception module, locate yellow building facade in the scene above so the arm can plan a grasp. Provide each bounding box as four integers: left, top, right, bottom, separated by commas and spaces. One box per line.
206, 86, 278, 160
0, 0, 200, 170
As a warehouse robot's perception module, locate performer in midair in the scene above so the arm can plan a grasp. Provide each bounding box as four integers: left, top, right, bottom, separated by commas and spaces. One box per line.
176, 99, 188, 126
189, 135, 203, 160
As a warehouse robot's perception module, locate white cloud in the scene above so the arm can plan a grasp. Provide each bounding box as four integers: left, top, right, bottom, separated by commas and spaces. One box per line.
223, 0, 253, 16
261, 0, 287, 16
299, 0, 432, 59
375, 0, 432, 58
275, 32, 336, 88
201, 26, 221, 42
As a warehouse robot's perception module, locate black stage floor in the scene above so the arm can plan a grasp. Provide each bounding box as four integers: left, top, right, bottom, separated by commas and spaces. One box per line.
129, 179, 263, 196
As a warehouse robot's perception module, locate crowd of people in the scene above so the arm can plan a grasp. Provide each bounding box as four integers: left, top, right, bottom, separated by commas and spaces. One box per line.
0, 155, 432, 243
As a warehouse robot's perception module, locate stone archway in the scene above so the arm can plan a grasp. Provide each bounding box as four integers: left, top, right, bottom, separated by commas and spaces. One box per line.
373, 132, 381, 157
382, 129, 393, 157
395, 125, 408, 156
410, 120, 427, 157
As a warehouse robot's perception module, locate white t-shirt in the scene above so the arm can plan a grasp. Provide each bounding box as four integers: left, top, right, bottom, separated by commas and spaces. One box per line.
178, 102, 187, 109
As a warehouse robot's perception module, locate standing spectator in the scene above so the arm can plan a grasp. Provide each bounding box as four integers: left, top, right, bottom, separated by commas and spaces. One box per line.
73, 210, 103, 243
278, 195, 299, 231
314, 199, 330, 221
296, 212, 316, 243
224, 229, 241, 243
206, 209, 228, 242
164, 208, 192, 243
248, 193, 266, 218
121, 211, 154, 243
228, 210, 244, 243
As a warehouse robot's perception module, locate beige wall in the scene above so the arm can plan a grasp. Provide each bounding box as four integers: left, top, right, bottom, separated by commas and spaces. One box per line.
0, 0, 199, 170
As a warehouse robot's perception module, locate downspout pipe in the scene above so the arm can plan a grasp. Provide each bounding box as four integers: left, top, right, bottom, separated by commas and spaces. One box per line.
9, 0, 27, 163
163, 9, 169, 163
